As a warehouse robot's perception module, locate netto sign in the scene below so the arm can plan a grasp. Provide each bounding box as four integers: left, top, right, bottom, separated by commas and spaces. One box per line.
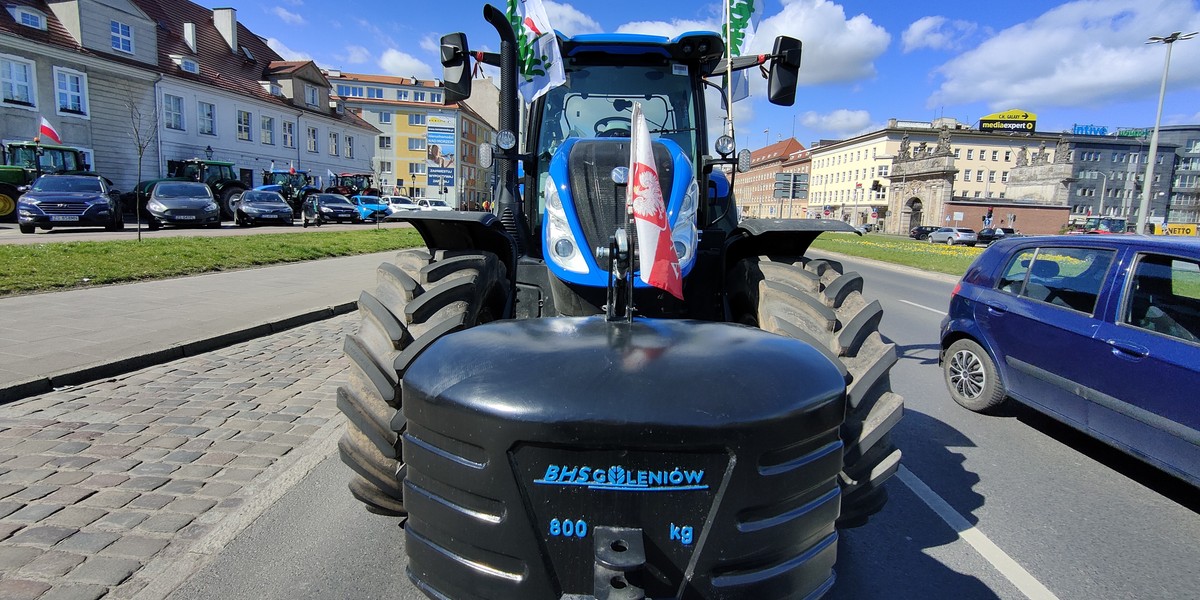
980, 109, 1036, 133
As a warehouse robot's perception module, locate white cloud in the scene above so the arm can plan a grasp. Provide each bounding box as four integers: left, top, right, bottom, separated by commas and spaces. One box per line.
800, 109, 874, 135
929, 0, 1200, 110
545, 1, 602, 36
420, 36, 439, 54
757, 0, 890, 85
902, 16, 978, 53
340, 45, 370, 65
271, 7, 305, 26
615, 19, 715, 37
265, 38, 311, 61
378, 49, 435, 80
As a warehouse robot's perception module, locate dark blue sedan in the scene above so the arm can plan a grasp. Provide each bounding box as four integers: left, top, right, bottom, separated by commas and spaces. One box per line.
17, 174, 124, 234
940, 235, 1200, 486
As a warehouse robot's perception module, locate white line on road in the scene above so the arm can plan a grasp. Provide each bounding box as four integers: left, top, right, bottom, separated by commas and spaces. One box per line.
896, 465, 1061, 600
898, 299, 947, 316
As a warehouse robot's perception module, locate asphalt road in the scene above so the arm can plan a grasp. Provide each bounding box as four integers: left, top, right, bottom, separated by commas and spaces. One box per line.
168, 251, 1200, 600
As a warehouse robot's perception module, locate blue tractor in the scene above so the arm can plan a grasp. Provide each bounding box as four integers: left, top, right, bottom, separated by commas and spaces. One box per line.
336, 6, 902, 599
255, 167, 320, 216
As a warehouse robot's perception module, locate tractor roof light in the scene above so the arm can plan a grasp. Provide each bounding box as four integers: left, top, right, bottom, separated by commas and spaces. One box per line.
497, 130, 517, 150
737, 149, 752, 173
715, 135, 735, 158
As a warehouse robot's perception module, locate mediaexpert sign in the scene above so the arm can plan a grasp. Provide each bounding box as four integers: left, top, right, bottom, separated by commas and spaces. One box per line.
980, 109, 1037, 133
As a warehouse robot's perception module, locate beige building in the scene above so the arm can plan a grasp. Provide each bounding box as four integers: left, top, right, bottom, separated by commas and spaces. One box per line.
734, 138, 804, 218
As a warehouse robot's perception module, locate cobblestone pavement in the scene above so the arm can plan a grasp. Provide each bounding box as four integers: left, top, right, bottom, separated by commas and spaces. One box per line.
0, 313, 356, 600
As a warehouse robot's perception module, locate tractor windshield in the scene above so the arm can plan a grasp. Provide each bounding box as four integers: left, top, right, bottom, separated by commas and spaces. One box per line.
535, 64, 697, 164
8, 146, 82, 172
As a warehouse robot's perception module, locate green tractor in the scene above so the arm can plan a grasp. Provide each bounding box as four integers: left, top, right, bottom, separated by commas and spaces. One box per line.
324, 172, 381, 197
337, 6, 902, 599
129, 158, 247, 220
0, 141, 91, 222
257, 167, 321, 216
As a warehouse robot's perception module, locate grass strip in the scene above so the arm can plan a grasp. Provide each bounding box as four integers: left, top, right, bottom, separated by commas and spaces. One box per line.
808, 233, 981, 277
0, 228, 423, 296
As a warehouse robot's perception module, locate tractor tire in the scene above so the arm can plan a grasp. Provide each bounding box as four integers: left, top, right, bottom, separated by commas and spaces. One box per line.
729, 255, 903, 528
221, 188, 243, 220
338, 249, 511, 515
0, 187, 17, 223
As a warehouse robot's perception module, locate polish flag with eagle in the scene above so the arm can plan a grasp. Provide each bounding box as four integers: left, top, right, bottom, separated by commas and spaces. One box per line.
628, 102, 683, 300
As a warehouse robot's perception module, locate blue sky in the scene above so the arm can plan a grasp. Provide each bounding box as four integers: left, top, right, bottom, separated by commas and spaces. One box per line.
209, 0, 1200, 149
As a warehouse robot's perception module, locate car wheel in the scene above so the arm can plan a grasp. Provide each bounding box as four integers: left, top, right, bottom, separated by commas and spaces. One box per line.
928, 236, 934, 244
147, 217, 160, 231
944, 339, 1007, 412
946, 237, 954, 246
19, 223, 34, 234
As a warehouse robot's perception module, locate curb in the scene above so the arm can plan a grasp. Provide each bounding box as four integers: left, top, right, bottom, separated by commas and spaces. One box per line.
0, 300, 358, 406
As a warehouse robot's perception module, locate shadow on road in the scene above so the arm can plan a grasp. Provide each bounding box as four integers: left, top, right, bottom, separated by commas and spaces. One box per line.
894, 341, 942, 366
829, 409, 999, 599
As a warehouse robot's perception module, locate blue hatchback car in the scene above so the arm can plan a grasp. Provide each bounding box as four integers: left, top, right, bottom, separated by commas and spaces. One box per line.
349, 195, 389, 222
940, 235, 1200, 486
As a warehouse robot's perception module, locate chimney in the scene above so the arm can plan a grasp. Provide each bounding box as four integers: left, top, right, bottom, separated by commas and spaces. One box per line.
183, 22, 196, 53
213, 7, 237, 52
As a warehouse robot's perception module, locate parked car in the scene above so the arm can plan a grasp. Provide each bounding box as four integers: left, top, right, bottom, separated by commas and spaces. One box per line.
349, 195, 390, 222
16, 174, 124, 234
977, 227, 1019, 245
928, 227, 978, 246
909, 225, 939, 240
940, 235, 1200, 486
144, 181, 221, 230
417, 198, 454, 212
382, 195, 419, 214
301, 193, 361, 227
234, 190, 294, 226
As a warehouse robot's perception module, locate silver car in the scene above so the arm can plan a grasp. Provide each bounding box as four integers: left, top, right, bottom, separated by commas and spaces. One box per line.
928, 227, 978, 246
145, 181, 221, 229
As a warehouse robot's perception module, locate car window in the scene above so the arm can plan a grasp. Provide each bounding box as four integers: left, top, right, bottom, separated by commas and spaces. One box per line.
1122, 254, 1200, 343
999, 247, 1114, 314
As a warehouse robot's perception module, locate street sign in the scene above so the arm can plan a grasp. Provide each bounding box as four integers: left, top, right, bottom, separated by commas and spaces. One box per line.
871, 211, 878, 219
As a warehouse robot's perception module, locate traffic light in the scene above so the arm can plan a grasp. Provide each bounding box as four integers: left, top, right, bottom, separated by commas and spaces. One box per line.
871, 180, 881, 192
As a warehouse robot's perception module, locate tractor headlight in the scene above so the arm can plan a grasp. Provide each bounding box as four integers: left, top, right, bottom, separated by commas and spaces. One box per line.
670, 179, 700, 270
544, 176, 587, 274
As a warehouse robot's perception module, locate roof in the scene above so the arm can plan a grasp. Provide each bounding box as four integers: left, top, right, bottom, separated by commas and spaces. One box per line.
750, 138, 804, 165
327, 72, 443, 88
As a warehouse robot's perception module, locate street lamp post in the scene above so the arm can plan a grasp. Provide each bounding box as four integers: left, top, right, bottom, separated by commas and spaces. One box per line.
1094, 170, 1108, 217
1137, 31, 1196, 234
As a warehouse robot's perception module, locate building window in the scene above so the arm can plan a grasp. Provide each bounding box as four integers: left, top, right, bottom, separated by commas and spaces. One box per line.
53, 67, 88, 117
991, 150, 998, 161
307, 126, 318, 152
261, 116, 275, 145
305, 85, 319, 107
329, 132, 339, 155
408, 138, 426, 151
976, 171, 984, 182
379, 136, 392, 149
409, 162, 426, 174
346, 136, 354, 159
988, 170, 996, 183
283, 121, 295, 148
397, 90, 409, 101
181, 59, 200, 74
963, 169, 971, 182
237, 110, 252, 141
367, 87, 384, 99
414, 91, 426, 102
198, 102, 216, 135
337, 84, 364, 97
966, 149, 974, 160
111, 20, 134, 54
379, 111, 392, 124
164, 94, 184, 130
9, 7, 46, 30
1004, 151, 1012, 162
1, 55, 36, 107
380, 161, 392, 173
409, 113, 425, 126
1001, 171, 1009, 183
431, 92, 442, 103
953, 148, 960, 158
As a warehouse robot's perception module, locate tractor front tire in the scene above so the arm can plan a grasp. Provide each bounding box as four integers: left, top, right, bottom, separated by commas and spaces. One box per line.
729, 256, 903, 528
338, 249, 510, 515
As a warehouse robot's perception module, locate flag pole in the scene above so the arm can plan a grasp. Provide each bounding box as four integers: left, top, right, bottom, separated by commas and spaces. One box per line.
724, 0, 735, 140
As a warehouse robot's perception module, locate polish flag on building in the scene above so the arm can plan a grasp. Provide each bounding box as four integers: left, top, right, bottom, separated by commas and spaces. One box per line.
628, 102, 683, 300
38, 116, 62, 144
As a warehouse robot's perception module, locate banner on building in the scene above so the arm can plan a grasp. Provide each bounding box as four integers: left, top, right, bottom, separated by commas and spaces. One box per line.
980, 109, 1036, 133
426, 115, 456, 188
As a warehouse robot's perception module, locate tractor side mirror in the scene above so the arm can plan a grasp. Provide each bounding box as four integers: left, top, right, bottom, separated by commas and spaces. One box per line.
767, 36, 802, 106
441, 32, 472, 103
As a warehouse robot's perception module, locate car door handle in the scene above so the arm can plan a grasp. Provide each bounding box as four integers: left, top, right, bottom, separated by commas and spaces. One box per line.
984, 301, 1008, 314
1106, 339, 1149, 359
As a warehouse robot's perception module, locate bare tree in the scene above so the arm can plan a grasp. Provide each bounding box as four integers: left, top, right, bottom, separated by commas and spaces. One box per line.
127, 90, 158, 241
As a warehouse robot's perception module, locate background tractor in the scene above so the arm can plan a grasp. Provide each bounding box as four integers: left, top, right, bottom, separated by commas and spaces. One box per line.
0, 141, 91, 222
324, 172, 380, 197
336, 6, 902, 599
257, 167, 320, 216
129, 158, 247, 220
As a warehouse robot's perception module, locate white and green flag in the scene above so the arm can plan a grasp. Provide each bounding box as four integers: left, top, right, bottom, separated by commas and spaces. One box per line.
724, 0, 759, 103
507, 0, 565, 104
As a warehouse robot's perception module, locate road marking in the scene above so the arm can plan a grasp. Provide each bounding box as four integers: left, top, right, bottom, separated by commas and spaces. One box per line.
896, 466, 1061, 600
898, 299, 947, 316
